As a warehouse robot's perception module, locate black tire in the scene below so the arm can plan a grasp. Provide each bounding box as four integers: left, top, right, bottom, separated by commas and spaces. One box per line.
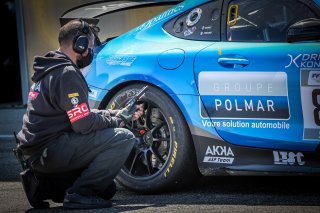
106, 84, 200, 193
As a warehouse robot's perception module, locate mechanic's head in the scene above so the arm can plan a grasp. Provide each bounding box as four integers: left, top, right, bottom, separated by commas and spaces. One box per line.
58, 19, 95, 68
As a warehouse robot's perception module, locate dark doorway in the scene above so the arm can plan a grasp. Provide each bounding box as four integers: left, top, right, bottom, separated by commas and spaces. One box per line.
0, 0, 22, 106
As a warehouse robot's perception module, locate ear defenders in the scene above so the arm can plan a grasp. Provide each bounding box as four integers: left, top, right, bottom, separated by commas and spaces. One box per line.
73, 19, 90, 54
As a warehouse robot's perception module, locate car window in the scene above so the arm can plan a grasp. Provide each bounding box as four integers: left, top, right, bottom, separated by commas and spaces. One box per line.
226, 0, 318, 42
164, 0, 221, 41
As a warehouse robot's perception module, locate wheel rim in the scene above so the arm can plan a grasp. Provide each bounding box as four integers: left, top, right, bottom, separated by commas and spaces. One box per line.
122, 101, 172, 179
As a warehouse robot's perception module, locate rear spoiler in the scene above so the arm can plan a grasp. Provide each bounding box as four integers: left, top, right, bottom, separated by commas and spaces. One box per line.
60, 0, 182, 26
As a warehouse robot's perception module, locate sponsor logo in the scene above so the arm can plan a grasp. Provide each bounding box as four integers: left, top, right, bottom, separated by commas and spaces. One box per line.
67, 102, 90, 123
285, 54, 320, 69
199, 72, 290, 119
273, 151, 305, 166
68, 93, 79, 98
308, 71, 320, 86
71, 97, 79, 105
184, 26, 196, 37
28, 91, 39, 100
203, 146, 234, 164
136, 4, 185, 31
106, 55, 136, 67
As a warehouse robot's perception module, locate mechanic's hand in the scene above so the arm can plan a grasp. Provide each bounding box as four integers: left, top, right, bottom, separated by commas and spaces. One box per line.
132, 104, 144, 121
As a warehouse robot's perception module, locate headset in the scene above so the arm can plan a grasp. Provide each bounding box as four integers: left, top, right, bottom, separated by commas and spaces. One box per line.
73, 19, 91, 54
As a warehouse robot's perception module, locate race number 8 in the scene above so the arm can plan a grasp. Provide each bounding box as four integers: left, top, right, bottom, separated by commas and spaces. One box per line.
312, 89, 320, 126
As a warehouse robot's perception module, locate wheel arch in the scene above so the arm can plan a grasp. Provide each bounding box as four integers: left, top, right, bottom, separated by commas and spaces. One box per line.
99, 80, 200, 172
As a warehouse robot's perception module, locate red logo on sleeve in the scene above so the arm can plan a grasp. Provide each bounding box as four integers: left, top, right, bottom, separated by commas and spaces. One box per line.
67, 102, 90, 123
29, 91, 39, 100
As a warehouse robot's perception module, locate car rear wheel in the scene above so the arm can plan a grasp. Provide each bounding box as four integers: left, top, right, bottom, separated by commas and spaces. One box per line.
106, 84, 200, 193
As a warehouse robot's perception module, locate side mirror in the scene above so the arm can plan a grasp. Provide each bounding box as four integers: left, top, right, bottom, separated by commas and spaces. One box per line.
287, 18, 320, 43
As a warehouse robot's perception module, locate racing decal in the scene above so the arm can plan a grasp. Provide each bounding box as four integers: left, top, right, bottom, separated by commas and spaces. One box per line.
200, 26, 213, 36
184, 26, 196, 37
273, 151, 305, 166
199, 72, 290, 119
106, 55, 136, 67
164, 141, 178, 177
68, 93, 79, 98
67, 102, 90, 123
203, 145, 234, 164
288, 53, 320, 140
136, 4, 185, 31
301, 69, 320, 140
201, 119, 290, 129
285, 54, 320, 69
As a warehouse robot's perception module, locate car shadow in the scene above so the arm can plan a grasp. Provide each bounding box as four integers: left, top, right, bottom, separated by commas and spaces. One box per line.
24, 175, 320, 213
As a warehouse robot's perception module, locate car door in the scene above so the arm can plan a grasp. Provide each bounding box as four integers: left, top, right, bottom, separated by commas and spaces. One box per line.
194, 0, 320, 151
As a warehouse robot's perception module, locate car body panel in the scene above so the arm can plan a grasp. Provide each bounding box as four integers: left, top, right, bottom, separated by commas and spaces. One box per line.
194, 42, 320, 151
83, 0, 320, 176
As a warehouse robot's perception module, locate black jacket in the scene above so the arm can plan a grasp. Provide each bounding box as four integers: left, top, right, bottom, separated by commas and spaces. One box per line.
17, 50, 121, 155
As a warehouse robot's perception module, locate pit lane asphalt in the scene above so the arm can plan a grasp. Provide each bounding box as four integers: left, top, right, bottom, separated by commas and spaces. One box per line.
1, 138, 320, 213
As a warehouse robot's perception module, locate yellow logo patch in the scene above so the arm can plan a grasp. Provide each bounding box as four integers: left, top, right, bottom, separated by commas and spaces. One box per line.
68, 93, 79, 98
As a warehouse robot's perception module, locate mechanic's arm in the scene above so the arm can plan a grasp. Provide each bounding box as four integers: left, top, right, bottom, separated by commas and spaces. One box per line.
58, 68, 123, 134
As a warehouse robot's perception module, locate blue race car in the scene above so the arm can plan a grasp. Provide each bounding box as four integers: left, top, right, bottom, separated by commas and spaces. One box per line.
62, 0, 320, 193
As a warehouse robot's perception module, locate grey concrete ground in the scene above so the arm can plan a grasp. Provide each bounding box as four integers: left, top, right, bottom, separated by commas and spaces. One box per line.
1, 108, 320, 213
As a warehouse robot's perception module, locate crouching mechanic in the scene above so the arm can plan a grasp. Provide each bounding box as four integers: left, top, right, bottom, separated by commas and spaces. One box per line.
16, 19, 144, 209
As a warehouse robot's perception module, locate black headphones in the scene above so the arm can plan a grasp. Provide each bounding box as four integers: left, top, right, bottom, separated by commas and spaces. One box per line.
73, 19, 90, 54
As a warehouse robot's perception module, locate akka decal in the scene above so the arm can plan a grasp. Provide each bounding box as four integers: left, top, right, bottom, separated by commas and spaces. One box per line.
199, 72, 290, 119
67, 102, 90, 123
203, 145, 234, 164
273, 151, 305, 166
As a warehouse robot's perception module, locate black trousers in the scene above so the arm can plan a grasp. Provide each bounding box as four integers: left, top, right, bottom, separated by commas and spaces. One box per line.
30, 128, 135, 199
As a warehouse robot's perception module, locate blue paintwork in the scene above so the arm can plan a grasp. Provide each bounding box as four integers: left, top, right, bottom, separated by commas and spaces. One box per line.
85, 0, 320, 162
157, 48, 185, 70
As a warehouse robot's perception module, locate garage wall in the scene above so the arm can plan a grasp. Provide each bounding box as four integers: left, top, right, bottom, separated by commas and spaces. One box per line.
19, 0, 172, 105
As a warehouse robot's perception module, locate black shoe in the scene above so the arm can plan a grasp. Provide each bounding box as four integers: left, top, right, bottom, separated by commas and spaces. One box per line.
63, 192, 112, 209
98, 180, 117, 200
